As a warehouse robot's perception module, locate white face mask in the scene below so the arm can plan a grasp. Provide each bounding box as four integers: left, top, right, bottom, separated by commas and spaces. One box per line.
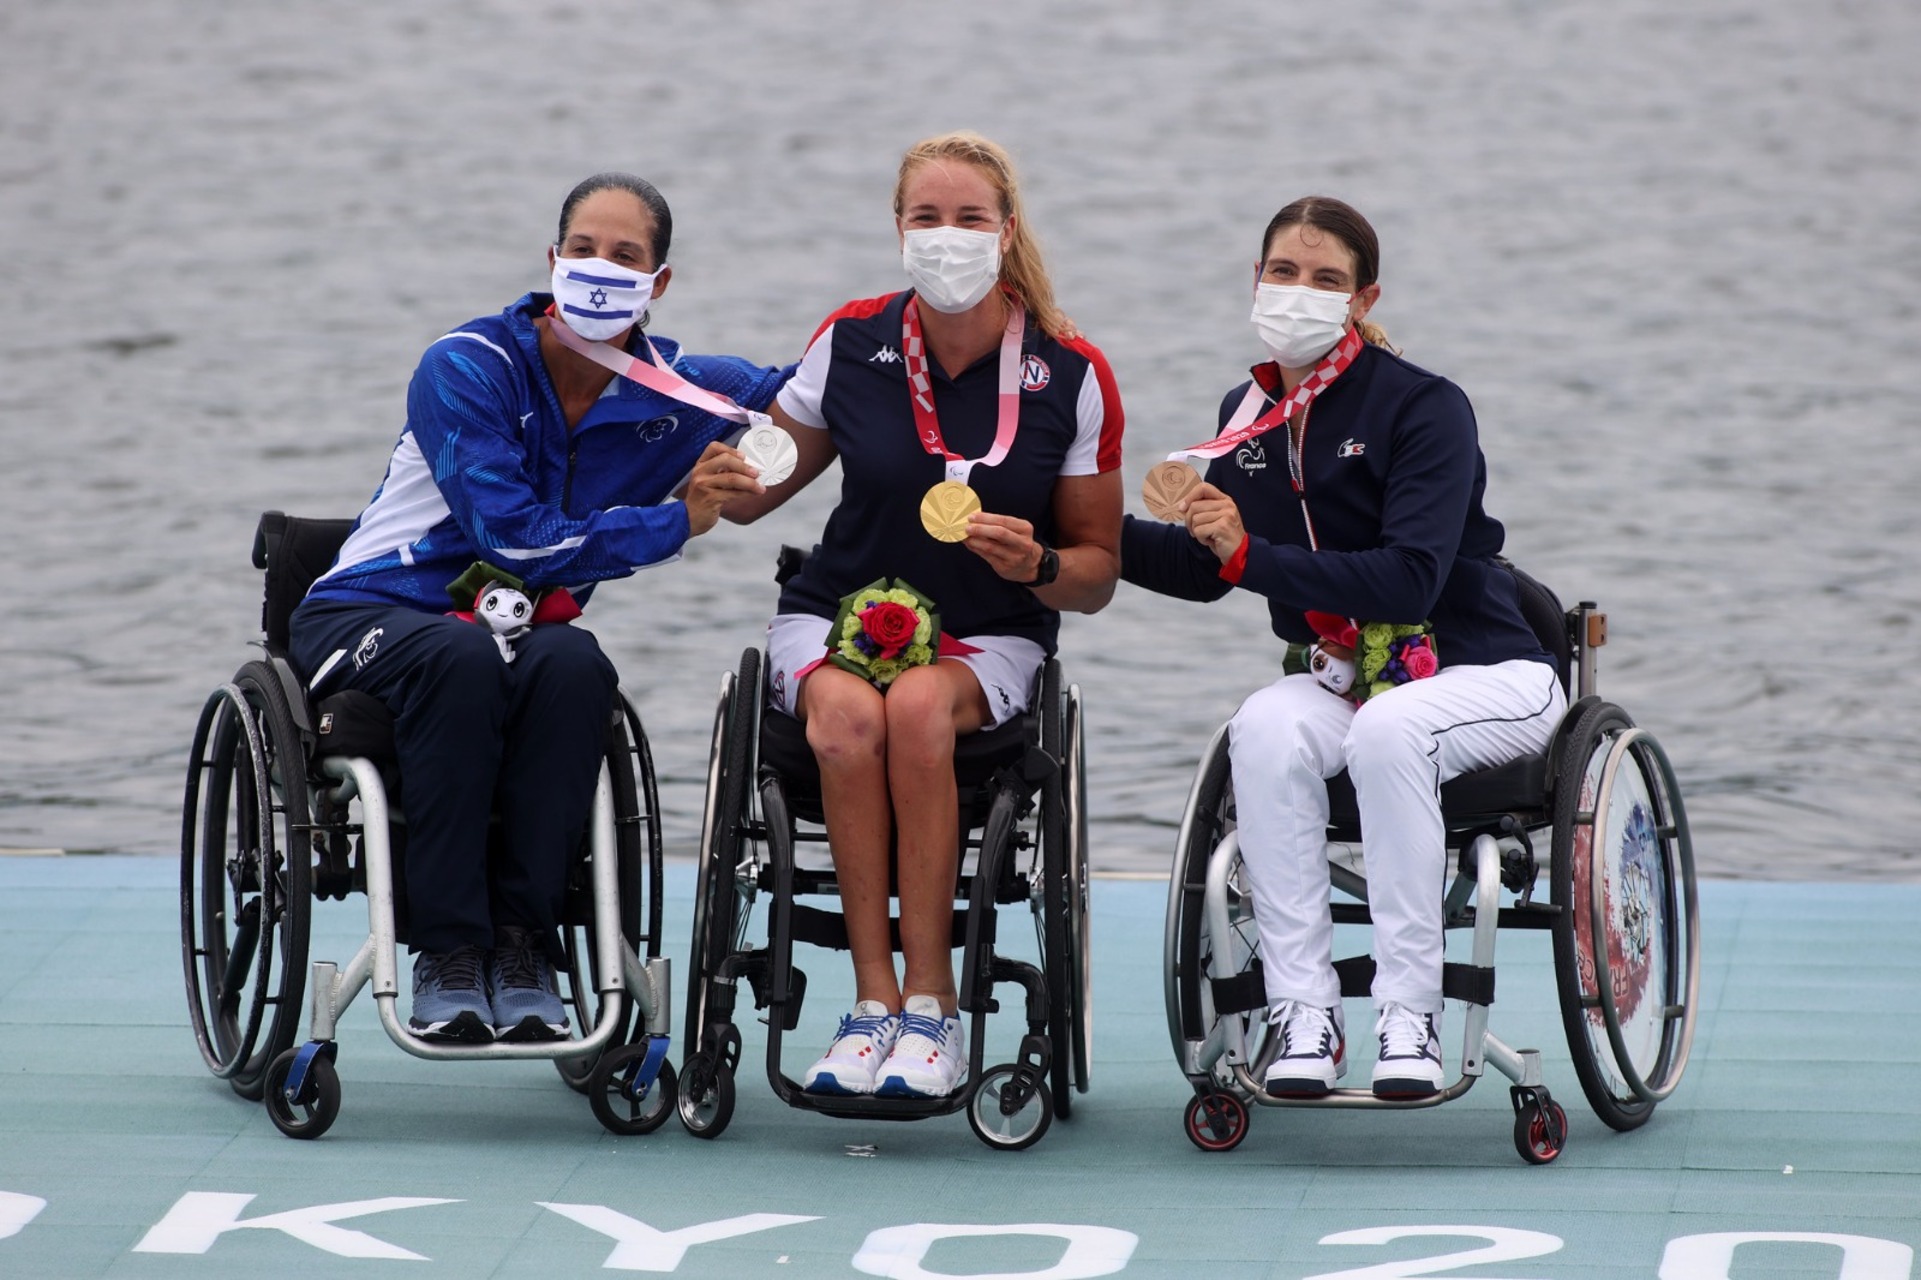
1251, 282, 1352, 367
901, 225, 1003, 314
550, 253, 663, 341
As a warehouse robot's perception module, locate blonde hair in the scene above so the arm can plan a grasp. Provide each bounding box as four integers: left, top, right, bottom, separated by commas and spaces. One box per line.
893, 132, 1069, 340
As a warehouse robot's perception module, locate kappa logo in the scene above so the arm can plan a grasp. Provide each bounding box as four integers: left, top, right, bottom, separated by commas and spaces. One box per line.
1337, 438, 1366, 458
1020, 354, 1051, 392
352, 627, 385, 671
870, 345, 903, 364
1235, 439, 1268, 472
638, 414, 679, 443
772, 666, 787, 706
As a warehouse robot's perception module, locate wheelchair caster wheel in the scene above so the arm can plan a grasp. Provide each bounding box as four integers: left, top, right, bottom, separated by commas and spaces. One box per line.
589, 1042, 678, 1137
968, 1063, 1054, 1152
1512, 1088, 1568, 1165
1183, 1091, 1248, 1153
264, 1046, 340, 1140
677, 1052, 735, 1139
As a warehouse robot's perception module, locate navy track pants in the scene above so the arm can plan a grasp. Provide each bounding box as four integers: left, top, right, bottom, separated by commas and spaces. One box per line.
289, 597, 617, 956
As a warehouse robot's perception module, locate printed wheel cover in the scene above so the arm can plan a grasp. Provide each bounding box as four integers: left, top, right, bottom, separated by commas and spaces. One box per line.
1570, 734, 1671, 1092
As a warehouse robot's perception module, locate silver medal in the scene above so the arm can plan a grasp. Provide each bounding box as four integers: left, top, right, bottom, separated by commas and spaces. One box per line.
739, 415, 798, 487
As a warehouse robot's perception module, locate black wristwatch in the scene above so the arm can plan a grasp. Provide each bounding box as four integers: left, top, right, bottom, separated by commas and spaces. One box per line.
1023, 545, 1060, 588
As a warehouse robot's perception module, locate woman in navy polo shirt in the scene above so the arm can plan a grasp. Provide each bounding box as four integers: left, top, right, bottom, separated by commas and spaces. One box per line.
1121, 197, 1564, 1101
721, 132, 1125, 1098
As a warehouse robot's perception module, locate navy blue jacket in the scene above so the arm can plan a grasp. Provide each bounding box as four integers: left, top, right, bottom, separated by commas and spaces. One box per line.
1121, 342, 1549, 670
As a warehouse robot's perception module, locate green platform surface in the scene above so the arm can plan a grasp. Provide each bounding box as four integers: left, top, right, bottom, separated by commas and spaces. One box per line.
1, 856, 1917, 1279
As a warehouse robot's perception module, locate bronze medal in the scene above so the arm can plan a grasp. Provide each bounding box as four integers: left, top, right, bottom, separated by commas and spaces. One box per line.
919, 480, 982, 543
1142, 459, 1203, 521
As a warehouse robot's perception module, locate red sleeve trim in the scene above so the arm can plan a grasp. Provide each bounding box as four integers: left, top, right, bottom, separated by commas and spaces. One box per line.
1060, 333, 1125, 473
1218, 533, 1251, 585
807, 291, 903, 347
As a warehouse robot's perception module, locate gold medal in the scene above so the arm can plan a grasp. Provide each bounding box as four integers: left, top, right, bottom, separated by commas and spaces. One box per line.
1142, 460, 1203, 521
919, 480, 982, 543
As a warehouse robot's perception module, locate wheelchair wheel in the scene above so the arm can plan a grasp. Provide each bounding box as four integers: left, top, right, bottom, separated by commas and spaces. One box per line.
969, 1063, 1055, 1151
264, 1045, 340, 1140
180, 662, 313, 1101
685, 648, 760, 1056
555, 697, 663, 1093
588, 1043, 678, 1136
1039, 663, 1092, 1118
1549, 699, 1700, 1132
1164, 727, 1262, 1095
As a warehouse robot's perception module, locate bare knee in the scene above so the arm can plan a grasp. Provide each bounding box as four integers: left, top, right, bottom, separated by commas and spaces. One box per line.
804, 680, 887, 770
883, 671, 957, 773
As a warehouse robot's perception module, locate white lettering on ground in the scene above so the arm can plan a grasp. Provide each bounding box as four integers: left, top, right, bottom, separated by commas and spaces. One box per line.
0, 1192, 48, 1241
1305, 1225, 1564, 1278
131, 1192, 458, 1259
852, 1223, 1139, 1280
537, 1204, 820, 1272
1660, 1232, 1915, 1280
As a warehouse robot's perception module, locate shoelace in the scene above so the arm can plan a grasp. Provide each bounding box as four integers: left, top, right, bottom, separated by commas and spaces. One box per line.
1376, 1006, 1433, 1059
492, 939, 549, 992
421, 946, 487, 993
1274, 1002, 1335, 1057
833, 1010, 896, 1046
893, 1010, 950, 1055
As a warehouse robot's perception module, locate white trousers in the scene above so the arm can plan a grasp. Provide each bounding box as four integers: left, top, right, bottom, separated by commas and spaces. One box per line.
1227, 659, 1566, 1014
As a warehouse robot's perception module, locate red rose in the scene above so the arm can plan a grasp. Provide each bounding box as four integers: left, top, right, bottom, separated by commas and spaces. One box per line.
1401, 638, 1438, 680
862, 601, 921, 659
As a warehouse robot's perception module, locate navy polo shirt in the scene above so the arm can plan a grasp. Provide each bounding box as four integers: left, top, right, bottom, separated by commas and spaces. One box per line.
776, 291, 1123, 652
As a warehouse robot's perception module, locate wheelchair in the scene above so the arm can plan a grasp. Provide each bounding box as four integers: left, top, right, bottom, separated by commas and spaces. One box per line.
1164, 564, 1698, 1164
179, 512, 676, 1139
678, 573, 1091, 1151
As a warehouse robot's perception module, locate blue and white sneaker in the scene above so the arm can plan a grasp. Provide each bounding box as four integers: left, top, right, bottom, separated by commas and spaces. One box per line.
802, 1000, 900, 1095
489, 926, 569, 1042
875, 995, 966, 1098
1264, 1000, 1346, 1096
409, 946, 494, 1043
1371, 1002, 1444, 1097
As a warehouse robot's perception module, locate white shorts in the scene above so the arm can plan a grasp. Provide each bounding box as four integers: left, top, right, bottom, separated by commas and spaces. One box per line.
764, 613, 1044, 730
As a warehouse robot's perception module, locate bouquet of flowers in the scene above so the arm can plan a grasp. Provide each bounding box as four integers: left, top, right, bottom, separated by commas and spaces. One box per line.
1303, 611, 1439, 703
827, 578, 940, 688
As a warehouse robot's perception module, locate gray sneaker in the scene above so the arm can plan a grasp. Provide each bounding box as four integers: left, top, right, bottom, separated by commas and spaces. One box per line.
489, 926, 569, 1042
409, 946, 494, 1043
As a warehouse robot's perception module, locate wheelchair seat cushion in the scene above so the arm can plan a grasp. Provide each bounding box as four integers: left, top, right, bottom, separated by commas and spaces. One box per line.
1325, 752, 1549, 841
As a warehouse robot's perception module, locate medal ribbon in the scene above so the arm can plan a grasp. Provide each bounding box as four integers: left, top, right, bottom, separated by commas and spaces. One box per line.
1165, 325, 1364, 464
902, 294, 1026, 486
545, 312, 768, 428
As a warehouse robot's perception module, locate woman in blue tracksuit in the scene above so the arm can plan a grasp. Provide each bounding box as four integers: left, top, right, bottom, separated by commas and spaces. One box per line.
1121, 196, 1564, 1099
290, 173, 788, 1045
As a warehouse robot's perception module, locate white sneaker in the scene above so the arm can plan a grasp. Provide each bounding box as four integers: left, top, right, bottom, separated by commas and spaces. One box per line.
1371, 1002, 1444, 1097
874, 994, 967, 1098
1263, 1000, 1346, 1096
801, 1000, 900, 1095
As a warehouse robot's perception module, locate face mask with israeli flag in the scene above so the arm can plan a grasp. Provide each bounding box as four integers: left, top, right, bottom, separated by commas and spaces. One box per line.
550, 253, 663, 341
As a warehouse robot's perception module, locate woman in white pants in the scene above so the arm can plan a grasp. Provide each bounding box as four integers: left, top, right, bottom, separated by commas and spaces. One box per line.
1120, 196, 1565, 1097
